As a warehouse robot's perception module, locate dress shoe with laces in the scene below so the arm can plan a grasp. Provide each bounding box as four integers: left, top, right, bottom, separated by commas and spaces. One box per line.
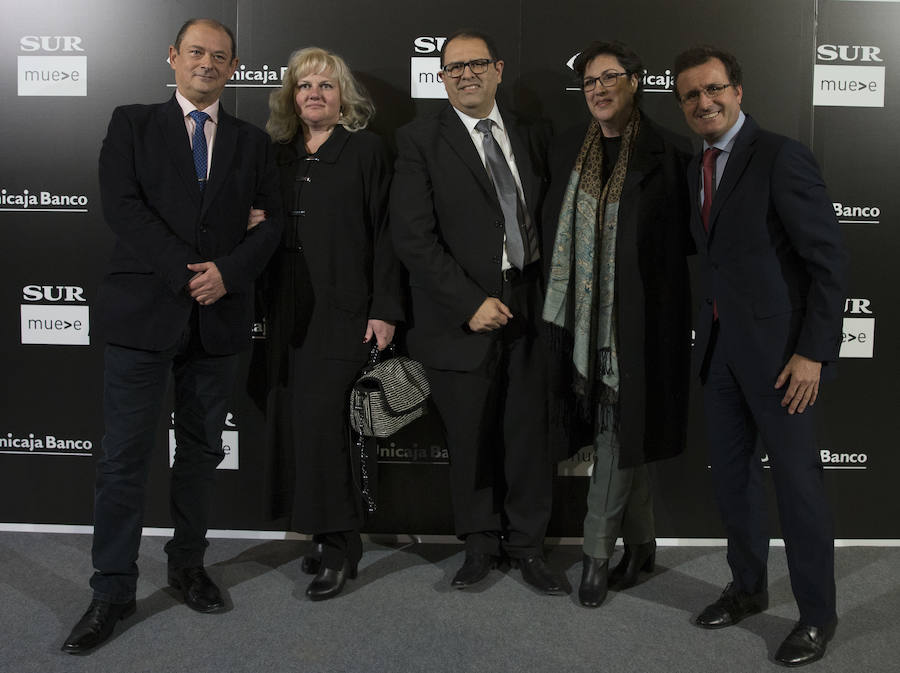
168, 566, 225, 613
451, 552, 497, 589
517, 556, 569, 596
609, 540, 656, 589
695, 582, 769, 629
774, 620, 837, 667
306, 558, 358, 601
61, 598, 136, 654
578, 554, 608, 607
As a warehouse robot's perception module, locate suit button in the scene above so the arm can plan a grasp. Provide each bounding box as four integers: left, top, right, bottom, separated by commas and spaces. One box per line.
491, 255, 501, 263
200, 226, 208, 233
495, 219, 503, 228
296, 245, 303, 253
705, 298, 713, 305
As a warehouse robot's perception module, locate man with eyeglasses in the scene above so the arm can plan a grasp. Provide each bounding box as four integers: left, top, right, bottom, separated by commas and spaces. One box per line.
673, 46, 846, 666
391, 29, 566, 595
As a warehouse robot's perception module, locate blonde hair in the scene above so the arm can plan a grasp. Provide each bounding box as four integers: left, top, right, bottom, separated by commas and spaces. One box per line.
266, 47, 374, 142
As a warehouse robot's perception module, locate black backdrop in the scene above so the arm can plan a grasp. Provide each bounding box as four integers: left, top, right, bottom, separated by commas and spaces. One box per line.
1, 0, 896, 539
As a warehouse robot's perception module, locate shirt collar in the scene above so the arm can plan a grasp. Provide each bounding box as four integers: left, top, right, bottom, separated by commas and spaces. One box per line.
453, 102, 503, 136
704, 110, 745, 153
175, 90, 220, 124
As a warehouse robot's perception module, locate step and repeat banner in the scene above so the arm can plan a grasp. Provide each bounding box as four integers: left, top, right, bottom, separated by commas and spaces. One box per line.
1, 0, 896, 538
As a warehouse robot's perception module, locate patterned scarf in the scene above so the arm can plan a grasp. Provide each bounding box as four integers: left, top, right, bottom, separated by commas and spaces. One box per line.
542, 107, 641, 430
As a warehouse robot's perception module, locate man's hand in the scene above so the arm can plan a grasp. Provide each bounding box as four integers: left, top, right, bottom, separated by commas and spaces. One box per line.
364, 319, 396, 351
468, 297, 513, 333
247, 208, 266, 231
774, 353, 822, 415
187, 262, 226, 306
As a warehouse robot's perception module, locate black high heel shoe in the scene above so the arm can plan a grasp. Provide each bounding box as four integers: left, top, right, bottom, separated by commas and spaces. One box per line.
305, 558, 359, 601
301, 542, 324, 575
578, 554, 609, 608
610, 540, 656, 589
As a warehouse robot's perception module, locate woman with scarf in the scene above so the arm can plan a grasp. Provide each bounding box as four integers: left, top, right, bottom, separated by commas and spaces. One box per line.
542, 41, 692, 607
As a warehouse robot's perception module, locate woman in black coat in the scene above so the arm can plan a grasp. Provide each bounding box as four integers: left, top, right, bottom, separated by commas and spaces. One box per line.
260, 47, 404, 600
542, 41, 692, 607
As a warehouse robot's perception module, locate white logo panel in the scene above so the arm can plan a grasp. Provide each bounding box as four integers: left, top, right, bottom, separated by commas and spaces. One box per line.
813, 65, 885, 107
411, 57, 446, 99
20, 305, 89, 345
840, 317, 875, 358
18, 55, 87, 96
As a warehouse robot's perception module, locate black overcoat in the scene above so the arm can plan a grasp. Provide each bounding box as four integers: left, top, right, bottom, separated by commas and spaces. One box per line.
542, 115, 692, 468
259, 126, 405, 528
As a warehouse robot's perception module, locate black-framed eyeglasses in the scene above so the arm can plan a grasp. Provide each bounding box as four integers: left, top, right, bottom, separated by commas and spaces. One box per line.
581, 71, 628, 92
679, 83, 734, 106
441, 58, 496, 78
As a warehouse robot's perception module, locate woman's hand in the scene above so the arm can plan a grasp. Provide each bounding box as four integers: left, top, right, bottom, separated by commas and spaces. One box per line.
247, 208, 266, 230
364, 319, 396, 351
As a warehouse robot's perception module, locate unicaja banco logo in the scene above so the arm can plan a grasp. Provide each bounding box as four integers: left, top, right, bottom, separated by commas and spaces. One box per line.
18, 35, 87, 97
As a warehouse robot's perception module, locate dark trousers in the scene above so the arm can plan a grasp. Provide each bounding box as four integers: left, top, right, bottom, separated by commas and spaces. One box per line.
703, 329, 836, 627
427, 266, 551, 559
90, 316, 239, 602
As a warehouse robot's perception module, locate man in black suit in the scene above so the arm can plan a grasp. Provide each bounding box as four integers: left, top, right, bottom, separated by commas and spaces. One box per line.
673, 46, 847, 666
391, 30, 565, 595
63, 18, 281, 653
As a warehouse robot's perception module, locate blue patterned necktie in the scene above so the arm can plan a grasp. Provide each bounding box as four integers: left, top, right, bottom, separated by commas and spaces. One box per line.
188, 110, 210, 191
475, 118, 526, 269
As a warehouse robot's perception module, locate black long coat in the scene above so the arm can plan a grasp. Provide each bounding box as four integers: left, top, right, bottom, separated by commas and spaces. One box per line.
259, 126, 405, 529
542, 115, 692, 468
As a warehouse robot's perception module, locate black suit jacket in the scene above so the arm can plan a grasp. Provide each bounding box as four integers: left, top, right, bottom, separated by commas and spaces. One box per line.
390, 104, 549, 371
687, 115, 847, 388
96, 97, 282, 355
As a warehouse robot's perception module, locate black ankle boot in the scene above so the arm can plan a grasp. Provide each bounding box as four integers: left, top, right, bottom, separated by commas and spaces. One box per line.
578, 554, 609, 608
301, 542, 324, 575
610, 540, 656, 589
305, 558, 359, 601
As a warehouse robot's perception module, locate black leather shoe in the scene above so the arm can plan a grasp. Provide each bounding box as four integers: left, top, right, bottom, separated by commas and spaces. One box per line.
451, 552, 497, 589
609, 540, 656, 589
168, 566, 225, 613
517, 556, 569, 596
695, 582, 769, 629
578, 554, 608, 607
61, 598, 136, 654
301, 542, 324, 575
774, 620, 837, 667
306, 558, 358, 601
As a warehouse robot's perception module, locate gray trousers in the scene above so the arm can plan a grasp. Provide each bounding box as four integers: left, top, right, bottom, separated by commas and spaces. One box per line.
582, 429, 655, 559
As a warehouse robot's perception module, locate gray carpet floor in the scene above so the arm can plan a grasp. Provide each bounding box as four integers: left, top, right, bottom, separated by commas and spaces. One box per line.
0, 532, 897, 673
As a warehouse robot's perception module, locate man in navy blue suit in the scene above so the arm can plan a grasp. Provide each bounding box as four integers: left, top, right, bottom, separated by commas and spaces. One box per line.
673, 46, 847, 667
62, 18, 281, 654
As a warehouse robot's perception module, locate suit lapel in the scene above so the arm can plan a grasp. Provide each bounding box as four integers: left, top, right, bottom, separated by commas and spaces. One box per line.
439, 106, 498, 206
160, 98, 201, 207
708, 117, 758, 235
502, 111, 537, 210
686, 151, 704, 244
203, 106, 237, 216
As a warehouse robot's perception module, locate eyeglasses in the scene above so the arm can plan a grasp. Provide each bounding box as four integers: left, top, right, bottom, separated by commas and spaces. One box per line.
678, 83, 734, 106
581, 71, 628, 92
440, 58, 496, 78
